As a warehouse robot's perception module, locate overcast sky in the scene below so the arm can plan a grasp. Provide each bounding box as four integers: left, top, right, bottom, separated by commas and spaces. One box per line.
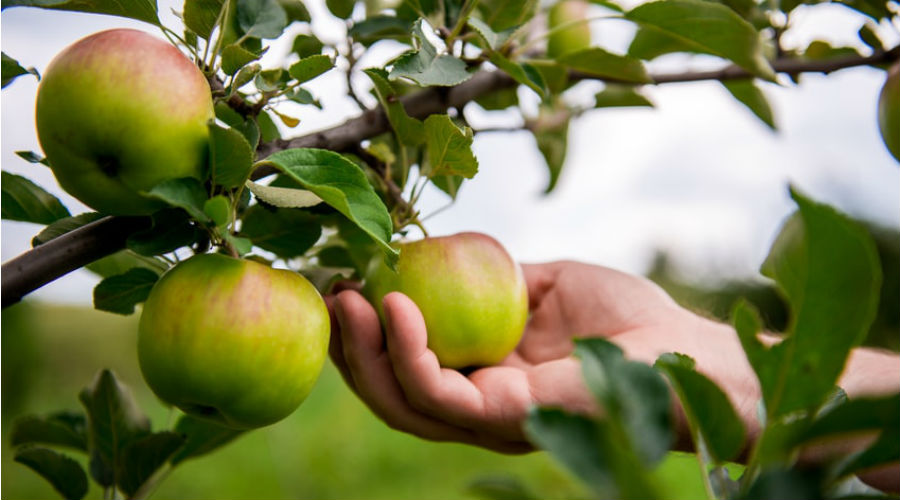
2, 1, 898, 304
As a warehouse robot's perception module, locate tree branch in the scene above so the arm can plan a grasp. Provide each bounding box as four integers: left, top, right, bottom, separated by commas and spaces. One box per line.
2, 48, 896, 307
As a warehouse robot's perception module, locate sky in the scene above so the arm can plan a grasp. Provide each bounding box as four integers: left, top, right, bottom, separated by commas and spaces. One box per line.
1, 0, 898, 304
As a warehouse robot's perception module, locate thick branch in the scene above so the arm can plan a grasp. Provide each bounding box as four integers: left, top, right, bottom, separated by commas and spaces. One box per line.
2, 48, 896, 307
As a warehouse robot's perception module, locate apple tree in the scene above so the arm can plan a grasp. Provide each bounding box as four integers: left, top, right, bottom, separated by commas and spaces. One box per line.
1, 0, 898, 498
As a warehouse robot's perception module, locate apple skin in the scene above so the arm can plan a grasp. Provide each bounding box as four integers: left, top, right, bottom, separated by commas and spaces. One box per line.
363, 232, 528, 369
138, 254, 330, 429
36, 29, 214, 215
547, 0, 592, 59
878, 63, 899, 163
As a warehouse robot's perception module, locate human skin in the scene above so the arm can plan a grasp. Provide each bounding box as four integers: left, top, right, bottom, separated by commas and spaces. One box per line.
36, 29, 213, 215
327, 260, 900, 490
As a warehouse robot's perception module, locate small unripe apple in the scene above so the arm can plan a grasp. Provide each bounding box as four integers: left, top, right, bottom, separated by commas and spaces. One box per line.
878, 63, 899, 163
547, 0, 592, 59
36, 29, 214, 215
364, 232, 528, 369
138, 254, 330, 429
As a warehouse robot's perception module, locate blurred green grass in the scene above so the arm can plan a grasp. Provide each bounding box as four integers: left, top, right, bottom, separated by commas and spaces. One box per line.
2, 301, 711, 500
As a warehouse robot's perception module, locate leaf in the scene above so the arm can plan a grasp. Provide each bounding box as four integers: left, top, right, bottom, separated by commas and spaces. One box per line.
364, 68, 425, 146
236, 0, 288, 38
2, 52, 38, 88
655, 353, 746, 462
11, 412, 88, 451
424, 114, 478, 178
169, 415, 244, 465
117, 432, 185, 497
740, 467, 824, 500
835, 0, 891, 21
209, 124, 254, 189
203, 196, 231, 227
528, 104, 570, 194
231, 62, 261, 93
467, 17, 509, 50
836, 426, 900, 478
246, 180, 323, 207
221, 43, 264, 75
628, 26, 697, 60
487, 53, 545, 96
31, 212, 104, 246
799, 394, 900, 445
2, 0, 159, 25
184, 0, 224, 39
93, 268, 160, 315
1, 171, 70, 224
145, 178, 211, 223
14, 447, 88, 500
257, 111, 281, 142
325, 0, 354, 17
478, 0, 538, 31
223, 232, 253, 255
467, 475, 538, 500
85, 251, 168, 279
291, 33, 324, 57
558, 47, 651, 84
594, 84, 655, 108
754, 188, 881, 418
278, 0, 309, 22
625, 0, 775, 81
722, 79, 776, 130
15, 150, 48, 165
239, 204, 322, 258
389, 19, 472, 87
261, 148, 398, 267
575, 338, 673, 465
79, 370, 151, 487
215, 101, 261, 148
349, 16, 411, 45
288, 54, 333, 83
126, 209, 199, 256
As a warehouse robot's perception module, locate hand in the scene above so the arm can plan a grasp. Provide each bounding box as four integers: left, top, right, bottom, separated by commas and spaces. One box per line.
326, 261, 699, 453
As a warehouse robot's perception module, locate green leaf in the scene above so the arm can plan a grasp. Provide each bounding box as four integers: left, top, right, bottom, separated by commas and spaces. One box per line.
246, 180, 323, 207
285, 86, 321, 107
291, 33, 324, 57
1, 171, 70, 224
478, 0, 538, 31
475, 87, 518, 110
85, 251, 168, 279
487, 53, 546, 96
528, 59, 569, 94
11, 412, 88, 451
239, 205, 321, 258
800, 394, 900, 444
575, 338, 673, 465
258, 111, 281, 142
278, 0, 309, 22
755, 188, 881, 418
31, 212, 104, 246
145, 178, 211, 223
424, 114, 479, 178
209, 124, 254, 189
467, 475, 538, 500
254, 67, 288, 92
857, 22, 884, 52
184, 0, 224, 39
79, 370, 151, 487
836, 426, 900, 478
126, 209, 199, 256
625, 0, 775, 81
325, 0, 354, 17
2, 52, 38, 88
528, 104, 570, 194
655, 353, 746, 462
524, 408, 660, 499
169, 415, 244, 465
14, 447, 88, 500
389, 19, 472, 87
232, 63, 261, 92
117, 432, 185, 497
741, 467, 825, 500
349, 16, 411, 45
2, 0, 159, 25
93, 268, 160, 315
15, 150, 49, 165
203, 196, 231, 227
558, 47, 651, 84
628, 27, 697, 60
215, 101, 261, 148
288, 54, 333, 83
221, 43, 264, 75
261, 148, 398, 267
222, 232, 253, 255
722, 79, 776, 130
364, 68, 425, 146
467, 17, 510, 50
237, 0, 288, 38
835, 0, 891, 21
594, 84, 655, 108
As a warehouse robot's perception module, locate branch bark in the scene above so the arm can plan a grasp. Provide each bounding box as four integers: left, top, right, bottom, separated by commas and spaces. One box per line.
2, 48, 897, 307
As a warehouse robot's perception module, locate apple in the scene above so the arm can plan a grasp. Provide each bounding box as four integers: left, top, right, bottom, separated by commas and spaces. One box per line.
878, 63, 899, 163
36, 29, 214, 215
138, 253, 330, 429
363, 232, 528, 369
547, 0, 592, 59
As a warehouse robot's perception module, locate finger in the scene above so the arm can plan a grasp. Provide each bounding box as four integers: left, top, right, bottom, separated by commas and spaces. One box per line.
334, 291, 482, 445
324, 295, 357, 394
383, 292, 534, 441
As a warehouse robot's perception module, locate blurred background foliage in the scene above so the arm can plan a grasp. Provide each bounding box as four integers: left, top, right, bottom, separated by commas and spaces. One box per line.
2, 220, 896, 500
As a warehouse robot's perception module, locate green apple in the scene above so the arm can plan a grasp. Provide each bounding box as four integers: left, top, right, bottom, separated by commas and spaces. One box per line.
36, 29, 214, 215
547, 0, 592, 59
878, 63, 899, 163
138, 254, 330, 429
364, 232, 528, 369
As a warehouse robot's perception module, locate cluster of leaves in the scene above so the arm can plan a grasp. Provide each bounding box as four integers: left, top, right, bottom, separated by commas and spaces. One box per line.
9, 369, 242, 500
471, 190, 897, 500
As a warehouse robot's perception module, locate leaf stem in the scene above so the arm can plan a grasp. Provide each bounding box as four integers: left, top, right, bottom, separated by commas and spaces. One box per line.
130, 463, 173, 500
